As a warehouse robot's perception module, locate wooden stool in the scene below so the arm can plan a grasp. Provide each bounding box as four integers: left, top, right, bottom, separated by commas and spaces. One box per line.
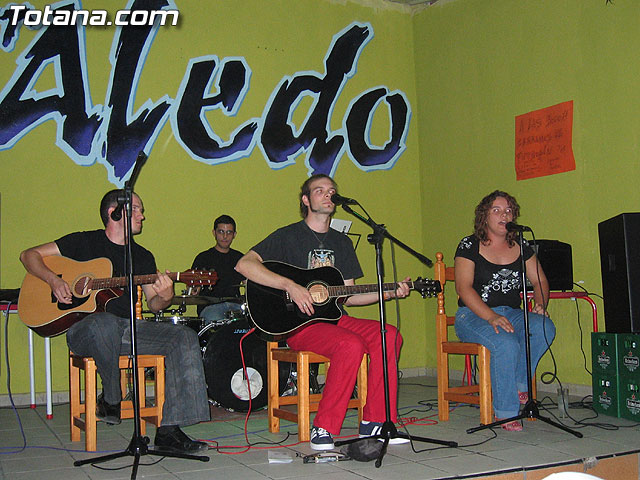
435, 252, 493, 424
267, 342, 367, 442
68, 353, 165, 451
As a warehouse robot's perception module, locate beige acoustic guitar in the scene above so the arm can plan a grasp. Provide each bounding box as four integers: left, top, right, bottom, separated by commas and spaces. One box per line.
18, 256, 217, 337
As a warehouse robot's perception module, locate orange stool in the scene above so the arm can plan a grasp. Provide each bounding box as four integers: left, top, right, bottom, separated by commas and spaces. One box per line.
267, 342, 367, 441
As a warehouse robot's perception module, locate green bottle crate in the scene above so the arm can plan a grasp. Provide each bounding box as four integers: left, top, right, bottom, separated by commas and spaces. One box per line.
592, 372, 620, 417
617, 370, 640, 421
591, 332, 618, 376
616, 333, 640, 376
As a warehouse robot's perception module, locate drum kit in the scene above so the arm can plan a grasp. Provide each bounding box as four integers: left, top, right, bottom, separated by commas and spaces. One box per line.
144, 293, 291, 412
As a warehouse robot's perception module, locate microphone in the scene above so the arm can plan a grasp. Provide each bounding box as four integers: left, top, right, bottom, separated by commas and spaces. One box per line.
331, 193, 357, 206
506, 222, 532, 232
111, 151, 148, 222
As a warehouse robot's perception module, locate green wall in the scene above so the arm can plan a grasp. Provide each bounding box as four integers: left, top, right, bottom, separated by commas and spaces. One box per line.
414, 0, 639, 387
0, 0, 423, 396
2, 0, 633, 399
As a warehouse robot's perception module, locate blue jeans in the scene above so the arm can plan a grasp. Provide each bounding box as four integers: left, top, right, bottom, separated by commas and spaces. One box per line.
454, 306, 556, 418
67, 312, 210, 427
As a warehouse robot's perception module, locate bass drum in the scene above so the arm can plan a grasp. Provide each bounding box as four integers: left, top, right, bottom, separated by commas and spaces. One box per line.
199, 318, 290, 412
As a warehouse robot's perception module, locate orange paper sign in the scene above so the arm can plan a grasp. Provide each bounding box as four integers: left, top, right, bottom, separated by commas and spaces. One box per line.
515, 101, 575, 180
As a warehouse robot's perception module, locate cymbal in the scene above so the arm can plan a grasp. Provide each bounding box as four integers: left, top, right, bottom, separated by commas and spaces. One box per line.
214, 296, 245, 303
171, 295, 244, 305
171, 295, 218, 305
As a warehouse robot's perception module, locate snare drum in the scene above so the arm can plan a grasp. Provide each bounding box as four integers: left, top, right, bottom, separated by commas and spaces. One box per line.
224, 304, 247, 322
155, 315, 204, 333
199, 318, 290, 411
201, 300, 246, 327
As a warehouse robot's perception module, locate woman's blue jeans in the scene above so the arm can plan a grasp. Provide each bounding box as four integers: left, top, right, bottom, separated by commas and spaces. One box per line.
454, 306, 556, 418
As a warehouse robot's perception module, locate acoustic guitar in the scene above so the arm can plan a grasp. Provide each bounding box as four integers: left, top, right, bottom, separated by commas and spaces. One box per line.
245, 261, 441, 340
18, 256, 217, 337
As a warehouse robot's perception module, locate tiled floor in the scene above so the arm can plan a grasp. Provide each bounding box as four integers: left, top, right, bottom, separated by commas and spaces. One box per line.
1, 377, 638, 480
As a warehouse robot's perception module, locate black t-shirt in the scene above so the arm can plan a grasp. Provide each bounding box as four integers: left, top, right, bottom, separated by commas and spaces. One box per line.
454, 234, 534, 309
191, 247, 245, 314
252, 220, 363, 280
56, 229, 156, 318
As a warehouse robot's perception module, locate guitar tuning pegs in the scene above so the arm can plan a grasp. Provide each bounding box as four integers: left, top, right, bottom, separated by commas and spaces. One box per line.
414, 276, 441, 298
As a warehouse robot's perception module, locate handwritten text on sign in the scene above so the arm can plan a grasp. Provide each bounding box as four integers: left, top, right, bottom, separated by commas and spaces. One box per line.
515, 101, 575, 180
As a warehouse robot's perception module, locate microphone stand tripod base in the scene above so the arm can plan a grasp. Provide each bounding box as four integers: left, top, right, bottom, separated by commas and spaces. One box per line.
336, 421, 458, 468
466, 397, 583, 438
73, 434, 210, 468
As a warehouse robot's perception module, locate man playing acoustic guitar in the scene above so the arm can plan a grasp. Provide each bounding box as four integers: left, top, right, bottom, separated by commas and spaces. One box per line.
20, 189, 210, 455
235, 174, 412, 451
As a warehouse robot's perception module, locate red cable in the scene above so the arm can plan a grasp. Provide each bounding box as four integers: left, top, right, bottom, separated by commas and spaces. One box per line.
238, 327, 255, 445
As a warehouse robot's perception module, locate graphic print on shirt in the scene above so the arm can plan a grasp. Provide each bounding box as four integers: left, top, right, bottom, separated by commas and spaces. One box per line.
308, 248, 335, 269
458, 236, 473, 251
481, 268, 521, 303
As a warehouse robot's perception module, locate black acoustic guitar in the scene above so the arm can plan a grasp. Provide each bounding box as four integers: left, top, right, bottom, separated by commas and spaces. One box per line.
245, 261, 441, 340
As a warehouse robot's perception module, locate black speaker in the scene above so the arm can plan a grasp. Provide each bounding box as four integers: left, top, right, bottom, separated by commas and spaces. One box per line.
534, 240, 573, 291
598, 213, 640, 333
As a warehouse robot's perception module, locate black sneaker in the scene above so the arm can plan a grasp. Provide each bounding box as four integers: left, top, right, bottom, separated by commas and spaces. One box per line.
154, 426, 209, 455
96, 394, 121, 425
310, 426, 334, 450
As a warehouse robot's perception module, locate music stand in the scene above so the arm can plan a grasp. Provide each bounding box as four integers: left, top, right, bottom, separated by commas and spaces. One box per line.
333, 203, 458, 468
73, 153, 209, 479
466, 228, 582, 438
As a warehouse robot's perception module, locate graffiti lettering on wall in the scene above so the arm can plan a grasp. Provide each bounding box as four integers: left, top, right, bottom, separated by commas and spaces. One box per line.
0, 0, 411, 186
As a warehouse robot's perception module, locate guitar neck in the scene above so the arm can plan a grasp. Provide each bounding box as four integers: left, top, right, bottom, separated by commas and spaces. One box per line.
328, 281, 416, 298
90, 272, 180, 290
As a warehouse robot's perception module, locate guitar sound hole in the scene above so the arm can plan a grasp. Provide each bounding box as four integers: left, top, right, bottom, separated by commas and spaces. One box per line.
72, 276, 92, 297
308, 283, 328, 304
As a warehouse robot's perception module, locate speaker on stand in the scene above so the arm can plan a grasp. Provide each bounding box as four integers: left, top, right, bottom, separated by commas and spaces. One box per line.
534, 239, 573, 291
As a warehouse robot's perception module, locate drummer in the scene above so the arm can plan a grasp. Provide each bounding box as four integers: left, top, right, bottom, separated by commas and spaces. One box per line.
191, 215, 245, 324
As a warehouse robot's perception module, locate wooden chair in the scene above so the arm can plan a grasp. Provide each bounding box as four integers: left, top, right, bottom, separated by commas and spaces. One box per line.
435, 252, 493, 425
267, 342, 368, 442
69, 286, 165, 451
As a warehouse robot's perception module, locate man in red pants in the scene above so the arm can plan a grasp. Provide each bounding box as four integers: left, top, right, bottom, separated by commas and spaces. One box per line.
235, 174, 411, 450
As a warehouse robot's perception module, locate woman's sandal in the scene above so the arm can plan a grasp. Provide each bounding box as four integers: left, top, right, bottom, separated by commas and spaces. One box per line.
496, 418, 523, 431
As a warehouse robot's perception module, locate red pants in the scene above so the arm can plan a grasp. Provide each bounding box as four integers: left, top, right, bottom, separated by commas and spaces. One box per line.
286, 314, 403, 435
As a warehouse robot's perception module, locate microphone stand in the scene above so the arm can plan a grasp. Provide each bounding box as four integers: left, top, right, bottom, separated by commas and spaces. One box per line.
466, 228, 582, 438
74, 153, 209, 479
333, 203, 458, 468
